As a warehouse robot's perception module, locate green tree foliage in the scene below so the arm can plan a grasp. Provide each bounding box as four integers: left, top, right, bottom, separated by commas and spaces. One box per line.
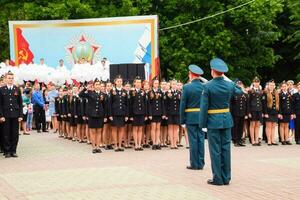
0, 0, 298, 84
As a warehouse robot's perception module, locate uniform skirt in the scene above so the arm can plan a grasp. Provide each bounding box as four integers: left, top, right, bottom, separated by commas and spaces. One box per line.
111, 116, 126, 127
151, 115, 162, 123
88, 117, 104, 129
22, 113, 28, 122
75, 116, 85, 124
280, 114, 291, 123
264, 114, 278, 123
69, 116, 76, 126
167, 115, 180, 125
62, 116, 69, 122
56, 115, 62, 122
132, 115, 145, 126
161, 118, 168, 126
250, 111, 262, 122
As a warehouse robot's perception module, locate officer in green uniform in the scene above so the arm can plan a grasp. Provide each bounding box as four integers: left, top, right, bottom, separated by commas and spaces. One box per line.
199, 58, 242, 186
180, 64, 205, 170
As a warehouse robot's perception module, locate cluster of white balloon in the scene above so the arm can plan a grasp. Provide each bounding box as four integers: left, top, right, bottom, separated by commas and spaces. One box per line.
0, 61, 110, 86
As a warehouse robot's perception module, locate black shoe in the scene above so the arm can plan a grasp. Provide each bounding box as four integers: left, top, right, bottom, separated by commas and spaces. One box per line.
92, 149, 98, 154
119, 148, 124, 152
152, 145, 157, 150
177, 144, 183, 147
238, 143, 246, 147
42, 130, 49, 133
11, 153, 18, 158
96, 149, 102, 153
186, 166, 202, 170
156, 145, 161, 150
281, 141, 287, 145
4, 154, 11, 158
268, 144, 272, 146
139, 147, 144, 151
186, 146, 190, 149
134, 148, 139, 151
286, 141, 292, 145
0, 149, 3, 154
272, 143, 279, 146
207, 179, 223, 186
37, 130, 41, 133
114, 148, 120, 152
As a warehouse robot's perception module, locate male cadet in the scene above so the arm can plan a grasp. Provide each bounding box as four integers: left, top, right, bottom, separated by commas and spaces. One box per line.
180, 64, 205, 170
199, 58, 242, 186
0, 71, 23, 158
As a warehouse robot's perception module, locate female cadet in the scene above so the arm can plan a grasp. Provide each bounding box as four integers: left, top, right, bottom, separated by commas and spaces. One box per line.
109, 75, 129, 152
130, 76, 148, 151
124, 81, 133, 148
79, 79, 108, 153
248, 77, 264, 146
166, 79, 181, 149
60, 87, 69, 138
263, 80, 279, 146
68, 86, 78, 141
142, 80, 151, 148
160, 80, 169, 147
74, 84, 85, 143
104, 81, 113, 150
55, 88, 63, 137
99, 82, 107, 147
278, 81, 293, 145
149, 78, 166, 150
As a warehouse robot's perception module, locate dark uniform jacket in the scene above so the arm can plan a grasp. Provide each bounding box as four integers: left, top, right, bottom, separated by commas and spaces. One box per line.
149, 89, 166, 117
79, 89, 108, 118
129, 89, 148, 117
247, 88, 264, 113
279, 92, 293, 115
263, 92, 278, 115
54, 97, 61, 116
0, 85, 23, 118
60, 95, 69, 116
230, 93, 248, 117
166, 90, 181, 116
109, 88, 129, 117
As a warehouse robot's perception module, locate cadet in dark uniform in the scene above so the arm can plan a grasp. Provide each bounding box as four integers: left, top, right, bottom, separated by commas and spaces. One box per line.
79, 79, 108, 153
104, 81, 113, 150
75, 85, 86, 143
160, 80, 169, 147
230, 80, 248, 147
0, 71, 23, 158
179, 64, 205, 170
109, 75, 129, 152
166, 79, 181, 149
199, 58, 242, 185
124, 81, 133, 148
142, 80, 151, 148
54, 88, 63, 137
263, 80, 279, 146
130, 76, 148, 151
279, 81, 293, 145
248, 77, 264, 146
292, 82, 300, 144
68, 86, 77, 141
149, 78, 166, 150
60, 87, 69, 138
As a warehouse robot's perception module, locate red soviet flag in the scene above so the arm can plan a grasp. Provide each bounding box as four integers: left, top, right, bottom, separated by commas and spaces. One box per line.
16, 28, 34, 65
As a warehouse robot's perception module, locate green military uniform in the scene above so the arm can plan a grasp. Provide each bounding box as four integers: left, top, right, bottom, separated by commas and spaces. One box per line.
180, 64, 205, 170
199, 58, 242, 185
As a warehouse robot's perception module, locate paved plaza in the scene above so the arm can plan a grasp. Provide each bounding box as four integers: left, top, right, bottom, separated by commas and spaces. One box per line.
0, 131, 300, 200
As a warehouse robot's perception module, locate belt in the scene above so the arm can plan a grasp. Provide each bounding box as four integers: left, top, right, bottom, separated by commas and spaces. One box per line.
208, 108, 230, 114
185, 108, 200, 112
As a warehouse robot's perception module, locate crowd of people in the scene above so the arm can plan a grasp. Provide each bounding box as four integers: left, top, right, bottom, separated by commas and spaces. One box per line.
0, 60, 300, 157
